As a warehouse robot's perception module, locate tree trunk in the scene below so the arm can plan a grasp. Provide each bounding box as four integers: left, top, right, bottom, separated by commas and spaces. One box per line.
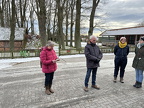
36, 0, 47, 46
22, 28, 28, 49
19, 0, 27, 28
5, 0, 10, 27
88, 0, 100, 36
65, 0, 69, 46
30, 10, 34, 35
15, 9, 20, 27
56, 0, 66, 49
74, 0, 81, 49
0, 0, 5, 27
10, 0, 16, 58
47, 0, 52, 41
52, 8, 57, 42
70, 0, 75, 47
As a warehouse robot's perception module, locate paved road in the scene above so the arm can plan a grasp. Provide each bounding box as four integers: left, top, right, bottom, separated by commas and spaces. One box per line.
0, 53, 144, 108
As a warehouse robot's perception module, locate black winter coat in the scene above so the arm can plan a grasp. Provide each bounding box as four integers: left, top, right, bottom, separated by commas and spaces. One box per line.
114, 44, 129, 57
132, 45, 144, 70
85, 42, 103, 68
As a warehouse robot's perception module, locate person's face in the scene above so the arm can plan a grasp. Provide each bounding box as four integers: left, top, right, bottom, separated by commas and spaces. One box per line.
90, 37, 97, 44
120, 39, 126, 44
139, 39, 144, 44
47, 46, 54, 49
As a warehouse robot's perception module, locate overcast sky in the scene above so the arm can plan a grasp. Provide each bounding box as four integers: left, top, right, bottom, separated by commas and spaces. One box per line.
81, 0, 144, 35
101, 0, 144, 29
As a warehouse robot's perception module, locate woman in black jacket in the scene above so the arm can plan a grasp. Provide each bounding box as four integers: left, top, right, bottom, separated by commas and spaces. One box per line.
132, 36, 144, 88
113, 37, 129, 83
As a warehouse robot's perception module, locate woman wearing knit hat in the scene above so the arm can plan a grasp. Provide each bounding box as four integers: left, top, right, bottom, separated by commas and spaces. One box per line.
132, 36, 144, 88
113, 37, 129, 83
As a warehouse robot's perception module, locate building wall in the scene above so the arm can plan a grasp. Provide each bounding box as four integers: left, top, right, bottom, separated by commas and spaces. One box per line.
100, 35, 143, 46
0, 41, 23, 51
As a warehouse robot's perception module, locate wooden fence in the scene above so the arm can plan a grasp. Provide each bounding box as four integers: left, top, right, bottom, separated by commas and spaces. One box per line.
0, 49, 40, 59
0, 46, 135, 58
59, 46, 135, 55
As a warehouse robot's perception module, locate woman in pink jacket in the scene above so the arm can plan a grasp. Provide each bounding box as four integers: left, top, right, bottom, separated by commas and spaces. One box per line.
40, 41, 59, 95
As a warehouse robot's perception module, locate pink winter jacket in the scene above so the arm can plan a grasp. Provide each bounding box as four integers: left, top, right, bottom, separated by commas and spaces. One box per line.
40, 47, 58, 73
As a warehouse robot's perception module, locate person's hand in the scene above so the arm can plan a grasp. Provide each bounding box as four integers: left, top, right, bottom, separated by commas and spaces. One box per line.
56, 58, 60, 61
95, 59, 100, 63
52, 60, 57, 63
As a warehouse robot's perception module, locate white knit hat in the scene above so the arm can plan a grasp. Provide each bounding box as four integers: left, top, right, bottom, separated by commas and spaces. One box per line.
120, 37, 126, 41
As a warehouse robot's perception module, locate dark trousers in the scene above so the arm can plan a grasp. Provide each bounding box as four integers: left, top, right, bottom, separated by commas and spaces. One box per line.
45, 72, 54, 86
84, 68, 97, 87
114, 57, 127, 78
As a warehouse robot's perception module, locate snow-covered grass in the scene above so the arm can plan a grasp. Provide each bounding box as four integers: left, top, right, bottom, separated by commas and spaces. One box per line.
0, 42, 91, 69
0, 53, 113, 70
0, 52, 135, 70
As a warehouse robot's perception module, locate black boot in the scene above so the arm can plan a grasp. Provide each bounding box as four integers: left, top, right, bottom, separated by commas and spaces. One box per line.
139, 82, 142, 88
136, 82, 142, 88
133, 81, 138, 87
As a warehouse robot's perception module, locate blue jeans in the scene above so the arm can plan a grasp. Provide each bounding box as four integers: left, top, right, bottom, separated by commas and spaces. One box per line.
84, 68, 97, 87
135, 69, 143, 83
45, 72, 54, 86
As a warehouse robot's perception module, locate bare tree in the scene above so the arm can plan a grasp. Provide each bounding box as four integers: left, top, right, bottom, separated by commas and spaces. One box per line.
88, 0, 100, 36
46, 0, 52, 41
9, 0, 16, 58
15, 0, 28, 28
0, 0, 5, 27
0, 0, 105, 53
56, 0, 66, 49
19, 0, 27, 27
35, 0, 47, 46
64, 0, 69, 46
5, 0, 11, 27
70, 0, 75, 47
29, 7, 35, 35
51, 6, 57, 41
74, 0, 81, 49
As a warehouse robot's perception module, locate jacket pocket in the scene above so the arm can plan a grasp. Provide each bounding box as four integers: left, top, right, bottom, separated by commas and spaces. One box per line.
138, 58, 144, 67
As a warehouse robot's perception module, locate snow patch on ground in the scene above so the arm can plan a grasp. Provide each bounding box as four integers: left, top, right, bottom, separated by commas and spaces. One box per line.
0, 52, 135, 70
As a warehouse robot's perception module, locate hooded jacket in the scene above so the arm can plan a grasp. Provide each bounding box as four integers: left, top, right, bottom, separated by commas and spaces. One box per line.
132, 45, 144, 70
40, 47, 58, 73
84, 42, 103, 68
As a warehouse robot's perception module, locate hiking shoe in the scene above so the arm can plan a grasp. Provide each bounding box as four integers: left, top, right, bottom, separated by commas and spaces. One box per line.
83, 87, 88, 92
120, 78, 124, 83
91, 85, 100, 90
113, 77, 117, 83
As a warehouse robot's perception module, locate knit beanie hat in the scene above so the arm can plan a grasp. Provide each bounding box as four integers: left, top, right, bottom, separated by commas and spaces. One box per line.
120, 37, 126, 41
140, 37, 144, 41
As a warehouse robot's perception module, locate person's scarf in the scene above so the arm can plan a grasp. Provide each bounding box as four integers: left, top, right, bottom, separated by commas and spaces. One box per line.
118, 41, 127, 48
137, 43, 144, 49
90, 41, 96, 47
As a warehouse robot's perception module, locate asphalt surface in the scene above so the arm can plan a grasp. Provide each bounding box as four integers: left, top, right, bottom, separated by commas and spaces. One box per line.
0, 53, 144, 108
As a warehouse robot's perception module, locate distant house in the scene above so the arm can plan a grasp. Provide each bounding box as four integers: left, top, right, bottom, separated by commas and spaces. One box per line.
99, 26, 144, 46
0, 27, 24, 51
81, 35, 88, 42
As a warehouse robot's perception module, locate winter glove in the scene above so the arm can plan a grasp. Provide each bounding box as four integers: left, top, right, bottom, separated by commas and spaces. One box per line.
94, 59, 100, 63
